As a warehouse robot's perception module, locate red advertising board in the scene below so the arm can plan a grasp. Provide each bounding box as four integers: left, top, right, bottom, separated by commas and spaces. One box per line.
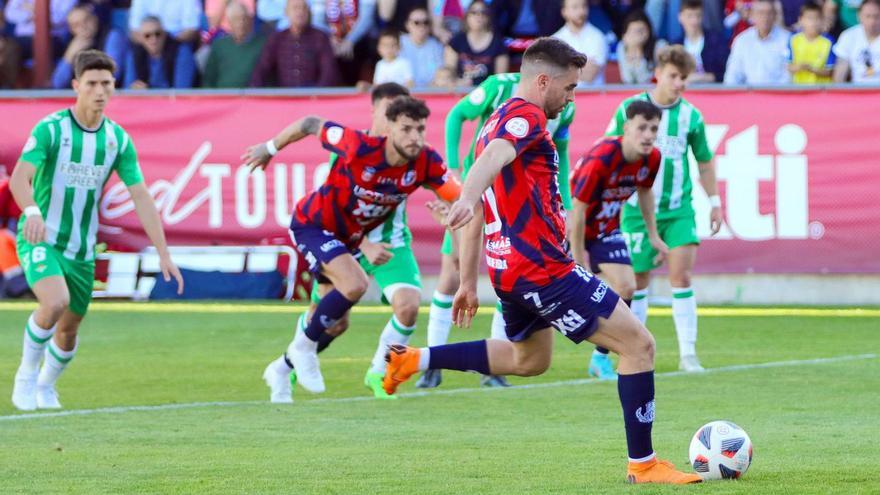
1, 89, 878, 274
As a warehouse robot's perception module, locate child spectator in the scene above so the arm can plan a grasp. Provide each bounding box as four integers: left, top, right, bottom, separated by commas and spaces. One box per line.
673, 0, 730, 82
788, 1, 835, 83
374, 29, 414, 85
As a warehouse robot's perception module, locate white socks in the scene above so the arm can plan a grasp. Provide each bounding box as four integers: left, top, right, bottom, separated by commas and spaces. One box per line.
21, 313, 55, 373
427, 291, 453, 347
417, 348, 431, 371
671, 287, 698, 357
288, 324, 318, 355
490, 302, 508, 341
370, 315, 416, 374
631, 289, 649, 325
37, 338, 77, 389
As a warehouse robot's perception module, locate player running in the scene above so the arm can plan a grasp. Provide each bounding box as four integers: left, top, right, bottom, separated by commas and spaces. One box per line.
418, 72, 578, 389
263, 83, 436, 402
9, 50, 183, 411
382, 38, 701, 484
606, 45, 723, 372
569, 101, 669, 380
241, 96, 460, 396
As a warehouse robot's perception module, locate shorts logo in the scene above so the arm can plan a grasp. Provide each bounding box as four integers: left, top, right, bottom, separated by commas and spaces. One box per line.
320, 239, 344, 253
35, 264, 47, 273
504, 117, 530, 138
468, 87, 486, 105
362, 167, 376, 182
401, 170, 416, 187
551, 309, 586, 336
319, 315, 338, 329
22, 136, 37, 154
326, 126, 344, 145
636, 400, 655, 423
591, 281, 608, 303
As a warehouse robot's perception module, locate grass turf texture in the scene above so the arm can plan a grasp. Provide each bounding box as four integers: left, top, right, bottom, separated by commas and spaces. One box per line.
0, 302, 878, 494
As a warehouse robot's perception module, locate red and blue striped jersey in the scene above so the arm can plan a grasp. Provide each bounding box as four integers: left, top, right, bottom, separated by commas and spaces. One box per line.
571, 137, 661, 240
476, 97, 573, 292
294, 121, 452, 249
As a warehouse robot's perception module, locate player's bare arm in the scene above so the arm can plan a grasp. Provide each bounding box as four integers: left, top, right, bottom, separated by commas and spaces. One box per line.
129, 182, 184, 294
568, 199, 589, 268
9, 161, 44, 245
637, 186, 670, 265
697, 159, 723, 235
446, 139, 516, 230
242, 115, 327, 171
452, 201, 484, 328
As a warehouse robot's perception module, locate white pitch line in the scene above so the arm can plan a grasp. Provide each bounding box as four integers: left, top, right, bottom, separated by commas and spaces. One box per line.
1, 353, 875, 423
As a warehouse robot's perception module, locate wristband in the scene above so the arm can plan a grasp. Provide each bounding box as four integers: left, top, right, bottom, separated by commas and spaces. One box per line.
24, 206, 42, 217
709, 195, 722, 208
265, 139, 278, 156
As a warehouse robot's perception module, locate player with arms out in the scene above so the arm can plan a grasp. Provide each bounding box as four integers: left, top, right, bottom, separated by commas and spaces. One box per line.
241, 96, 460, 396
418, 72, 578, 388
606, 45, 723, 372
569, 101, 668, 379
10, 50, 183, 411
382, 38, 701, 484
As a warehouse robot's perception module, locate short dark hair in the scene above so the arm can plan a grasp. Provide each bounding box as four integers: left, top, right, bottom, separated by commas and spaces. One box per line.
859, 0, 880, 11
386, 96, 431, 122
371, 82, 410, 103
680, 0, 703, 12
522, 37, 588, 74
656, 44, 696, 75
378, 29, 400, 43
74, 49, 117, 79
800, 1, 822, 15
626, 100, 662, 121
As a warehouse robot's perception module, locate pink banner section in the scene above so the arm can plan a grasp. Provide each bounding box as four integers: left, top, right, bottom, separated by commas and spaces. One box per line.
1, 90, 879, 274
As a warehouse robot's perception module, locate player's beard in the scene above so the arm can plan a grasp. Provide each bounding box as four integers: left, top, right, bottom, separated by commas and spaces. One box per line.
394, 142, 421, 161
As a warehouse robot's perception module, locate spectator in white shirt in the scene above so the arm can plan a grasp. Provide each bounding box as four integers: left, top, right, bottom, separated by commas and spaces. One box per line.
374, 29, 414, 86
128, 0, 203, 43
724, 0, 791, 84
552, 0, 608, 86
833, 0, 880, 83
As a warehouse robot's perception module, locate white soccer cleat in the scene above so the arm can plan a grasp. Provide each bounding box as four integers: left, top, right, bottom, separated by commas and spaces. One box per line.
262, 360, 293, 404
35, 385, 62, 409
679, 354, 705, 373
12, 368, 38, 411
288, 343, 325, 393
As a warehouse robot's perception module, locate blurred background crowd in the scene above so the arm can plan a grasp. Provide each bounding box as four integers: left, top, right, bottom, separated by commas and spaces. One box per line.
0, 0, 877, 90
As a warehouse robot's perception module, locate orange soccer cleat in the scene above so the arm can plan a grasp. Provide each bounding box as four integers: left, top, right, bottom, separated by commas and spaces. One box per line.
383, 345, 422, 395
626, 457, 703, 484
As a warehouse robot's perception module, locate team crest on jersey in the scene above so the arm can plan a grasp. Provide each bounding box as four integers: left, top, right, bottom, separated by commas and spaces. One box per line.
22, 136, 37, 154
327, 126, 344, 145
401, 170, 416, 187
637, 166, 649, 181
504, 117, 530, 138
468, 87, 486, 105
362, 167, 376, 182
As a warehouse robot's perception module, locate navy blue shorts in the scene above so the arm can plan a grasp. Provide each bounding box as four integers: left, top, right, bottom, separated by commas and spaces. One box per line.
289, 221, 356, 284
587, 230, 631, 274
495, 264, 621, 344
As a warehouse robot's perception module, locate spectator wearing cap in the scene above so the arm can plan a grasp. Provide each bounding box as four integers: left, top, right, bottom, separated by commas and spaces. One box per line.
51, 5, 127, 88
724, 0, 791, 84
124, 16, 197, 89
128, 0, 203, 44
251, 0, 340, 87
671, 0, 729, 83
3, 0, 76, 59
204, 2, 267, 88
552, 0, 607, 86
400, 6, 444, 87
833, 0, 880, 82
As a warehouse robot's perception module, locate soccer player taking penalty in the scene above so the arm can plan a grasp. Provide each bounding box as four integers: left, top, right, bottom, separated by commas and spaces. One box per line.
241, 96, 461, 395
606, 45, 723, 372
10, 50, 183, 411
382, 38, 700, 484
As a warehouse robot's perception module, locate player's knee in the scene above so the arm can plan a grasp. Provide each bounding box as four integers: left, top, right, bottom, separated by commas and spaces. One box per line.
633, 329, 656, 364
339, 274, 369, 301
393, 299, 420, 327
670, 270, 692, 288
42, 298, 69, 320
616, 281, 636, 301
517, 359, 550, 377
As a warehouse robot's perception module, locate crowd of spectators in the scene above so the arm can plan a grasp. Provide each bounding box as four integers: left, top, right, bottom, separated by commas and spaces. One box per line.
0, 0, 878, 89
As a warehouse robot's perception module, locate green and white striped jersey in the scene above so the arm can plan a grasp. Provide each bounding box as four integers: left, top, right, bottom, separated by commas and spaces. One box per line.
327, 149, 411, 249
19, 109, 145, 261
606, 92, 713, 220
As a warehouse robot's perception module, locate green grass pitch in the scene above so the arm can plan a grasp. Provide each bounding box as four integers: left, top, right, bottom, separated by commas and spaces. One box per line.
1, 302, 878, 494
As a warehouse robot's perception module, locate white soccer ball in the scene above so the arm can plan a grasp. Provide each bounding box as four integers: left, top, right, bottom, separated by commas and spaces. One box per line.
688, 421, 753, 480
